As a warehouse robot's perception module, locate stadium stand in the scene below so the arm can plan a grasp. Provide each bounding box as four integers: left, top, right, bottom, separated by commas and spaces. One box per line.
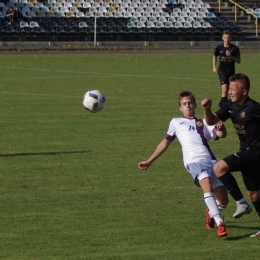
0, 0, 257, 41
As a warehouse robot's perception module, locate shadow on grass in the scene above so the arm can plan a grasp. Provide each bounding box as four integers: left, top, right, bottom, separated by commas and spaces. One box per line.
225, 224, 259, 240
0, 151, 91, 157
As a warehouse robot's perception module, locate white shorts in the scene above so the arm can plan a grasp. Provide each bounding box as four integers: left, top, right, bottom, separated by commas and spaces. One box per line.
186, 160, 224, 190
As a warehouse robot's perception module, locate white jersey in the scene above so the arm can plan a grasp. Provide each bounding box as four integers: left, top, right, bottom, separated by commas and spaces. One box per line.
165, 117, 218, 167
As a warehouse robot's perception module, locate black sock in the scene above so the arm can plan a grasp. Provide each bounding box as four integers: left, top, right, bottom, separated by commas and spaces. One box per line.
252, 199, 260, 217
218, 172, 244, 201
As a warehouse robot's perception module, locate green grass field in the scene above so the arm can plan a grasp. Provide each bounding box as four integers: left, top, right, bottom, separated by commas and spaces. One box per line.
0, 52, 260, 259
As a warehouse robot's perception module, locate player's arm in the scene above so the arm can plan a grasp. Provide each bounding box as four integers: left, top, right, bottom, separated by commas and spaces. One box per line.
215, 123, 227, 138
213, 55, 218, 74
201, 98, 221, 125
138, 139, 172, 170
226, 50, 241, 63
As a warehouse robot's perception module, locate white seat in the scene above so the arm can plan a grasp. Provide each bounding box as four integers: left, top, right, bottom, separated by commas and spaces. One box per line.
102, 3, 110, 7
35, 2, 44, 7
27, 11, 37, 17
20, 21, 29, 27
161, 12, 169, 17
54, 3, 63, 8
168, 17, 176, 22
180, 12, 188, 17
56, 11, 65, 17
175, 21, 184, 28
137, 21, 146, 28
186, 0, 195, 4
156, 21, 164, 27
198, 12, 206, 17
177, 17, 185, 22
185, 3, 193, 8
157, 3, 166, 8
124, 11, 132, 17
130, 3, 138, 8
186, 16, 195, 22
67, 0, 76, 3
118, 7, 126, 12
173, 8, 181, 13
184, 21, 192, 28
155, 7, 163, 13
194, 3, 202, 8
70, 7, 79, 12
121, 3, 129, 8
92, 2, 101, 7
89, 7, 98, 12
105, 12, 114, 17
139, 3, 147, 8
147, 21, 155, 27
30, 21, 39, 27
51, 7, 60, 12
127, 7, 135, 13
133, 12, 142, 17
158, 16, 167, 22
152, 12, 160, 17
136, 7, 144, 13
60, 7, 69, 12
85, 11, 95, 17
114, 12, 123, 17
182, 7, 190, 13
202, 22, 212, 28
193, 21, 202, 27
191, 7, 199, 12
170, 12, 179, 18
99, 7, 107, 13
76, 11, 85, 17
200, 7, 209, 13
143, 12, 151, 17
83, 3, 91, 8
146, 7, 153, 12
123, 0, 131, 3
64, 3, 73, 7
95, 12, 104, 17
148, 3, 156, 8
41, 7, 50, 12
165, 21, 174, 28
189, 12, 197, 17
202, 3, 211, 9
57, 0, 66, 3
149, 17, 157, 22
139, 16, 147, 22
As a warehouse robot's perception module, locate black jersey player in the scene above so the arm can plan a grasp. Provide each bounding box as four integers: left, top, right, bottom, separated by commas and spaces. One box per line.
213, 30, 241, 108
202, 73, 260, 238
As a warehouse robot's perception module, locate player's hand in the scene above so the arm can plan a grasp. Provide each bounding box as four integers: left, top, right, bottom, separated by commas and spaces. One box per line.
138, 161, 151, 170
226, 50, 231, 56
214, 123, 224, 130
201, 98, 212, 109
213, 68, 218, 74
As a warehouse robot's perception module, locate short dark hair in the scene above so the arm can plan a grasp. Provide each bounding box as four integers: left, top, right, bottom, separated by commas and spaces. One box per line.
229, 73, 250, 92
223, 30, 231, 36
178, 91, 196, 106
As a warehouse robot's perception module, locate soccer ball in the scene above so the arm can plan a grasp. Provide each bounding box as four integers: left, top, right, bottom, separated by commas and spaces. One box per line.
82, 90, 106, 113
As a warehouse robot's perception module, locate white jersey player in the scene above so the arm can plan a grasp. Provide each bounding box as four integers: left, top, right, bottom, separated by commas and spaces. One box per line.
138, 91, 229, 237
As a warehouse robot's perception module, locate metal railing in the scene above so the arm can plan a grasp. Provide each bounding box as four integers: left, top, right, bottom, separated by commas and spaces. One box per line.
218, 0, 258, 36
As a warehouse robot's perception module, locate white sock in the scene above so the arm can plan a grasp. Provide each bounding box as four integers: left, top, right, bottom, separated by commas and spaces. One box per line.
236, 198, 245, 204
216, 200, 227, 212
204, 192, 224, 226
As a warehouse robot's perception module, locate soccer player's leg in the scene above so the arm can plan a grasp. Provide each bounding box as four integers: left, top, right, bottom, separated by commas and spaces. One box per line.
218, 72, 230, 108
241, 168, 260, 238
214, 155, 252, 218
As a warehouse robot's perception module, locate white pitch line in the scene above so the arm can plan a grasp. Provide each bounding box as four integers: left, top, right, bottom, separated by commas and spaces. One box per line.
0, 65, 212, 81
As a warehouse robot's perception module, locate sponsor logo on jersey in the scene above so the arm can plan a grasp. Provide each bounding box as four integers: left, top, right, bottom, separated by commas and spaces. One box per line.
228, 110, 233, 113
196, 121, 203, 127
240, 112, 245, 118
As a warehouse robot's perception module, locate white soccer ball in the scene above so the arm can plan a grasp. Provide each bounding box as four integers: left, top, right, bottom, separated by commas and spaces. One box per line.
82, 90, 106, 113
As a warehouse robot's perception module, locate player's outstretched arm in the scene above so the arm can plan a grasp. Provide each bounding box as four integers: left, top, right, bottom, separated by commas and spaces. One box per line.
138, 139, 171, 170
212, 56, 218, 74
201, 98, 220, 125
215, 123, 227, 138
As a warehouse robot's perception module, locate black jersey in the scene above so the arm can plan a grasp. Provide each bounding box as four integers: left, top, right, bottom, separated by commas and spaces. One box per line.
215, 98, 260, 150
214, 43, 240, 75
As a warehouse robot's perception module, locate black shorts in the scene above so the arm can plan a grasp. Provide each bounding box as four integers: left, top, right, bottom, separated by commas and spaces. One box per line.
223, 149, 260, 191
218, 71, 233, 85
